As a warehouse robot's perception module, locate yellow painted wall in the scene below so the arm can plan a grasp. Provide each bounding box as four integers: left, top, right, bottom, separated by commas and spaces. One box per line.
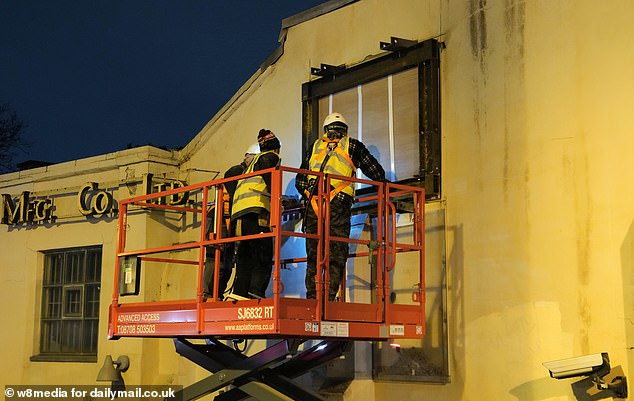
0, 148, 183, 388
440, 0, 633, 399
178, 0, 633, 399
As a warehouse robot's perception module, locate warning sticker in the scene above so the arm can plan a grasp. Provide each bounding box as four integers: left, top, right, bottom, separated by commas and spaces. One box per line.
389, 325, 405, 336
321, 322, 337, 336
336, 322, 349, 337
305, 322, 321, 333
320, 321, 349, 337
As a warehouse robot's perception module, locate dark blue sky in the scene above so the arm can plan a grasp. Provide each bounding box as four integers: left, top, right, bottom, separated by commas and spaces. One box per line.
0, 1, 328, 165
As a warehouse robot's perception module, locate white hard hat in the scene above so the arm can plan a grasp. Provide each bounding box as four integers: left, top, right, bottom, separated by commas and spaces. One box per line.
244, 143, 260, 155
323, 112, 348, 130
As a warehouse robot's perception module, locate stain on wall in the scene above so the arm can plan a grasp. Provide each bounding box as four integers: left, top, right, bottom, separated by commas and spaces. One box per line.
469, 0, 488, 179
469, 0, 488, 73
502, 0, 525, 201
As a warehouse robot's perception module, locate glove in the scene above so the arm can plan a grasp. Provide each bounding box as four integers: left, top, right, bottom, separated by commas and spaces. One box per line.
281, 195, 301, 210
303, 178, 317, 199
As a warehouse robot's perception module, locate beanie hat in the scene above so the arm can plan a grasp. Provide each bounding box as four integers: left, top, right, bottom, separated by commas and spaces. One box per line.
258, 129, 281, 151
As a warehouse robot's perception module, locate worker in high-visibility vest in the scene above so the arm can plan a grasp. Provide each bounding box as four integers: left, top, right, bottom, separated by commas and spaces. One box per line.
295, 112, 385, 301
203, 144, 259, 300
229, 130, 281, 299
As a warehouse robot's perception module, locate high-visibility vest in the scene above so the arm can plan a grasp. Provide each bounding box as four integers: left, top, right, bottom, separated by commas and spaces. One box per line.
231, 151, 279, 219
308, 135, 357, 201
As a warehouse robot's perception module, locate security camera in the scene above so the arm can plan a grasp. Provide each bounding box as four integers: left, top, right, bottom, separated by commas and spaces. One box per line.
543, 352, 608, 379
543, 352, 628, 398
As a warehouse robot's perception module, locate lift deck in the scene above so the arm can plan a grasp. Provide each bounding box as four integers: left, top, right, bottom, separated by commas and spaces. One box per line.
107, 166, 426, 400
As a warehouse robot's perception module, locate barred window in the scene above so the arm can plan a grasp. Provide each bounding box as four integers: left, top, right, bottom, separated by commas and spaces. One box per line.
32, 246, 102, 362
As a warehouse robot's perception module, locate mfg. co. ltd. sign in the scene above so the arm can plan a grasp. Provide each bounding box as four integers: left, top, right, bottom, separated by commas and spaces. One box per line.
1, 175, 187, 226
0, 191, 52, 225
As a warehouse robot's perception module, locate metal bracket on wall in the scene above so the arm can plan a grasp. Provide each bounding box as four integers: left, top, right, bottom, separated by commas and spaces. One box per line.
310, 63, 346, 77
380, 36, 418, 52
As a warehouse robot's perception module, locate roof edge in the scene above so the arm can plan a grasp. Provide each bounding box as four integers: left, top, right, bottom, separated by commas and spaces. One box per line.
279, 0, 359, 39
178, 0, 360, 164
262, 0, 360, 72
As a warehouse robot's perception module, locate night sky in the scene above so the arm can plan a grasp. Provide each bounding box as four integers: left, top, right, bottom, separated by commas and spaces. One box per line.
0, 1, 329, 166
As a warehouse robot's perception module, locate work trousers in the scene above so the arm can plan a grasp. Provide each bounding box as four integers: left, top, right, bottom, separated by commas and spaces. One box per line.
233, 213, 273, 298
202, 219, 234, 298
304, 196, 352, 300
203, 242, 234, 298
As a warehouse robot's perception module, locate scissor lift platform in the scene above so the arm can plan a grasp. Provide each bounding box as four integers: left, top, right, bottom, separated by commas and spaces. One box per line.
108, 166, 426, 342
110, 296, 425, 340
107, 166, 426, 400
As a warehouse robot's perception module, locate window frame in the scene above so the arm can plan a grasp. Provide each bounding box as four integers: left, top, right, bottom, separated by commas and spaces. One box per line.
300, 38, 447, 383
31, 246, 102, 363
62, 285, 84, 318
301, 38, 441, 198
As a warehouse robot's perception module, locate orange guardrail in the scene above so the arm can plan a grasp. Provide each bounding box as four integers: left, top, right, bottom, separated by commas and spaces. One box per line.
108, 166, 425, 341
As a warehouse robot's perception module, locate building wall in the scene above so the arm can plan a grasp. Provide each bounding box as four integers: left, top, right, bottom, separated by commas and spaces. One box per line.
441, 0, 633, 400
0, 147, 182, 387
1, 0, 632, 400
179, 0, 634, 399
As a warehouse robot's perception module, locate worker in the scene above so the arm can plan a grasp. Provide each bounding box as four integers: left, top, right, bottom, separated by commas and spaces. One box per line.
229, 129, 282, 299
295, 112, 386, 301
202, 144, 259, 300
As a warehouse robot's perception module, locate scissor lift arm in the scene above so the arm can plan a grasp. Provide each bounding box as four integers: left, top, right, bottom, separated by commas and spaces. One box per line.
172, 338, 350, 401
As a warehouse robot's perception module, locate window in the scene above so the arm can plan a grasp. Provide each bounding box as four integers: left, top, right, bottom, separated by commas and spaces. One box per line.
33, 246, 102, 362
372, 204, 448, 382
301, 39, 447, 382
301, 38, 441, 198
